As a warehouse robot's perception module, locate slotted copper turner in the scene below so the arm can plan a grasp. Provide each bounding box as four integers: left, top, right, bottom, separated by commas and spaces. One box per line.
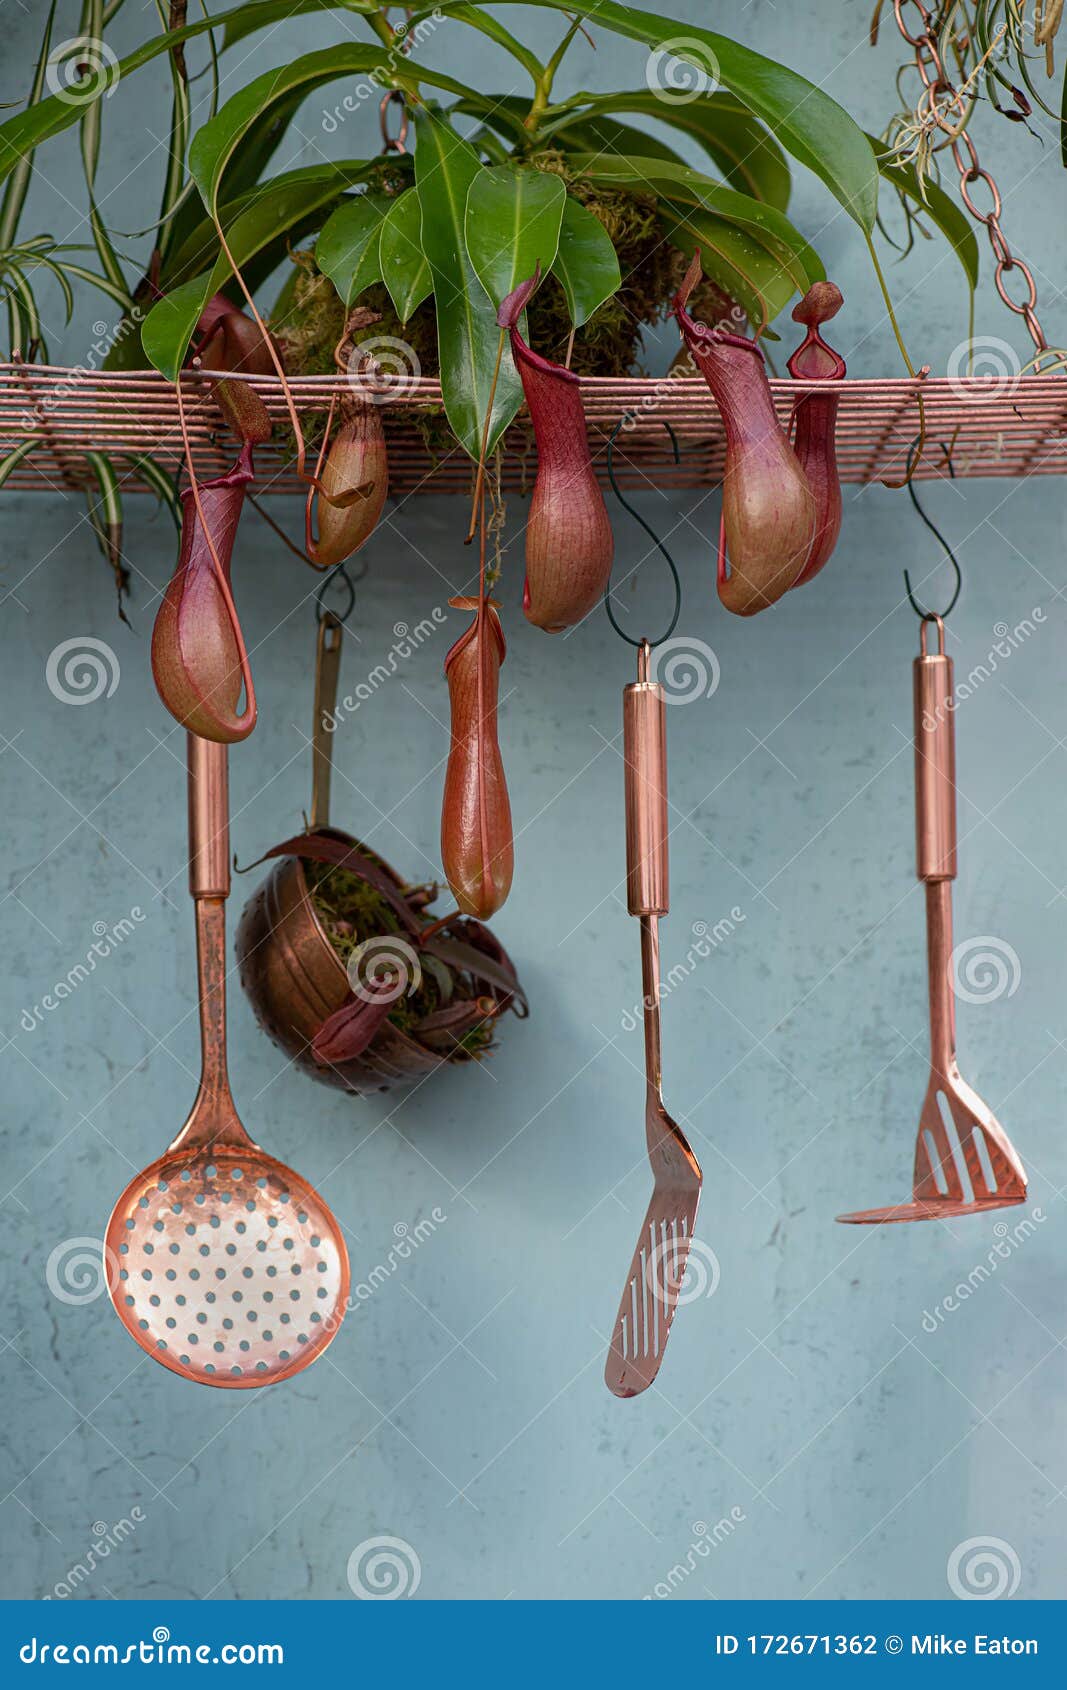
605, 643, 703, 1397
838, 617, 1027, 1224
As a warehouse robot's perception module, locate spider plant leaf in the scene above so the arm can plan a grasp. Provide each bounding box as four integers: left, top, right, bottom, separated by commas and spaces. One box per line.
0, 0, 58, 249
0, 439, 39, 490
869, 137, 979, 289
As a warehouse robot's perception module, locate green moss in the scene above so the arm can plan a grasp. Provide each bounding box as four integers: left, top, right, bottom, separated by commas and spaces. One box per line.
305, 854, 499, 1061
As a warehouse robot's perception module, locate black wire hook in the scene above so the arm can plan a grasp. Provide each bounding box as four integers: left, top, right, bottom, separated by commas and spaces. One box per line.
902, 435, 962, 621
314, 557, 362, 626
603, 413, 683, 649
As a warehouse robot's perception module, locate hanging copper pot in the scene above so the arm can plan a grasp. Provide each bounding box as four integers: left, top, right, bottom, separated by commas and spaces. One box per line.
236, 613, 526, 1094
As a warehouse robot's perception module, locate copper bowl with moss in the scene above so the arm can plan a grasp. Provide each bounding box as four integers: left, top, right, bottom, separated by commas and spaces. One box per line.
236, 828, 525, 1095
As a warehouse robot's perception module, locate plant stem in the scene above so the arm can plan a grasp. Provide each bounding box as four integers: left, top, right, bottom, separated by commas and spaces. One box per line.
865, 234, 916, 376
525, 15, 584, 136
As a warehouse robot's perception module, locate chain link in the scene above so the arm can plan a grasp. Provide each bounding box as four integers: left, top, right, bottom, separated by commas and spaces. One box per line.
894, 0, 1048, 353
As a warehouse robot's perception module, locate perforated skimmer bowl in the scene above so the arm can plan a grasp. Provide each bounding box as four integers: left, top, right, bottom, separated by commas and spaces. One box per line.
105, 735, 350, 1387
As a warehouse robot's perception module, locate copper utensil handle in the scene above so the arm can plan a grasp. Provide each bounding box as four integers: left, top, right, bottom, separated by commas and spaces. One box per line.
188, 733, 230, 900
310, 612, 343, 830
624, 645, 669, 918
914, 617, 956, 883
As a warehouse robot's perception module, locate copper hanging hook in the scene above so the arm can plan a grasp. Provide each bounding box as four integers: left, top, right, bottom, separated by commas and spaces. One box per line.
380, 90, 409, 154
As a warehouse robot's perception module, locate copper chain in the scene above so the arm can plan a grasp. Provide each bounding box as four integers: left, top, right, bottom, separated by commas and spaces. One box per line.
894, 0, 1048, 353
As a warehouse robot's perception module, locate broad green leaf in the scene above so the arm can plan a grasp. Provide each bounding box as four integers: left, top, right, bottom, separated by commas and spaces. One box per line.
403, 0, 879, 229
552, 91, 791, 210
316, 195, 390, 306
142, 276, 213, 384
380, 189, 433, 322
465, 167, 566, 308
550, 197, 622, 328
545, 113, 687, 164
570, 155, 823, 293
657, 201, 799, 329
415, 113, 523, 460
142, 163, 371, 378
164, 162, 371, 289
869, 139, 979, 290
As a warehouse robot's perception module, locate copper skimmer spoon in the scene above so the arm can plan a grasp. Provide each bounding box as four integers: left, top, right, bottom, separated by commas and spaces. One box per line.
838, 616, 1026, 1224
105, 733, 351, 1386
605, 641, 703, 1397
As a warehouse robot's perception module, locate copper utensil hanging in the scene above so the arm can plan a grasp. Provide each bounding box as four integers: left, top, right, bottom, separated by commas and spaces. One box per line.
237, 613, 524, 1092
838, 617, 1027, 1224
605, 642, 703, 1398
105, 734, 351, 1386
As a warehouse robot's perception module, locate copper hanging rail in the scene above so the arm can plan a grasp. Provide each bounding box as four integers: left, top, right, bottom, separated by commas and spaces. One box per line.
3, 364, 1067, 497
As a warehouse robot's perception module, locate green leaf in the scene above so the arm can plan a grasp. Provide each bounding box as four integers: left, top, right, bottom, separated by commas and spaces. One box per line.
0, 7, 513, 193
0, 0, 58, 248
550, 197, 622, 328
657, 202, 800, 329
142, 162, 372, 378
316, 195, 390, 307
406, 0, 879, 229
379, 189, 432, 323
570, 155, 823, 294
552, 91, 791, 209
0, 438, 39, 490
545, 112, 687, 164
222, 0, 377, 46
465, 167, 566, 308
426, 3, 544, 84
869, 138, 979, 290
142, 276, 212, 384
0, 4, 378, 185
415, 113, 523, 460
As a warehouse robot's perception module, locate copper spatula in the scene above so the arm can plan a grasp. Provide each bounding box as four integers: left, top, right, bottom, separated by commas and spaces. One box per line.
838, 616, 1027, 1224
605, 642, 703, 1397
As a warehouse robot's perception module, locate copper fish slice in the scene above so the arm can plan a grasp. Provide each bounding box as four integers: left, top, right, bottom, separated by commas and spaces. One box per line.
838, 616, 1026, 1224
605, 643, 703, 1397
